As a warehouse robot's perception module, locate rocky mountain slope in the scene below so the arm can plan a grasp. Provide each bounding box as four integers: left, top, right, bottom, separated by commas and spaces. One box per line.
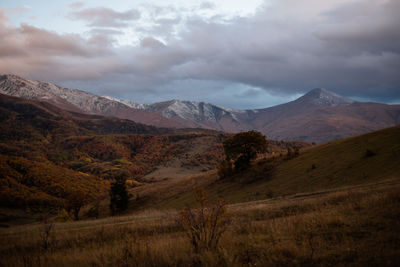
109, 87, 400, 143
1, 74, 399, 143
0, 74, 181, 128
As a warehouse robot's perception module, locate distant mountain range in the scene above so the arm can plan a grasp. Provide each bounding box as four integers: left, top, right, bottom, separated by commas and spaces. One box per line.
1, 74, 399, 143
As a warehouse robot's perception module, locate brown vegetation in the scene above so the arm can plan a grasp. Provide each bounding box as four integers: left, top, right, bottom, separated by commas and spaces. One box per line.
0, 180, 399, 266
0, 94, 306, 218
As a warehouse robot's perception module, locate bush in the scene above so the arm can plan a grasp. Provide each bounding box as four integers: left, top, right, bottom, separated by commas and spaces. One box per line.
365, 149, 376, 158
109, 177, 129, 215
86, 201, 100, 219
178, 187, 231, 253
66, 190, 88, 220
222, 131, 267, 172
217, 160, 233, 179
57, 208, 71, 222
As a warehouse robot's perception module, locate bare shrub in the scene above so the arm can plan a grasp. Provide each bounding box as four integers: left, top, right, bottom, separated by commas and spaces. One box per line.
40, 218, 54, 251
178, 187, 231, 253
217, 160, 233, 179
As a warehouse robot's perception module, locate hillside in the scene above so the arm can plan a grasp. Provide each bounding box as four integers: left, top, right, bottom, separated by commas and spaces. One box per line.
1, 179, 399, 266
128, 125, 400, 210
0, 94, 307, 223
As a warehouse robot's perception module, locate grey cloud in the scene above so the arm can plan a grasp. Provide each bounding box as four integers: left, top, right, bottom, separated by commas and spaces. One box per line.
68, 7, 140, 28
61, 0, 400, 105
1, 0, 400, 108
140, 37, 166, 49
138, 0, 400, 102
199, 2, 216, 10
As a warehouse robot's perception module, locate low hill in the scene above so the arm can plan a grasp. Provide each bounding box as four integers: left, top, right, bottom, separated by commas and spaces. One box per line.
128, 125, 400, 210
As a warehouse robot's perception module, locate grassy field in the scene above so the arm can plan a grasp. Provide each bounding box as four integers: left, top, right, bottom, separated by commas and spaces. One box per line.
1, 179, 399, 266
1, 126, 399, 266
127, 125, 400, 210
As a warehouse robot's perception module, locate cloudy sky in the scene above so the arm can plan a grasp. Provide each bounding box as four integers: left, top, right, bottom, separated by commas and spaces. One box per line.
0, 0, 399, 109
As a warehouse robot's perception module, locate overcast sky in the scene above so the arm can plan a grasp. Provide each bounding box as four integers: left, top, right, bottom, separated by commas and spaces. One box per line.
0, 0, 399, 109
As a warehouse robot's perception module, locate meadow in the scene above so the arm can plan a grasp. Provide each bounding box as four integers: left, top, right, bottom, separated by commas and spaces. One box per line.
1, 124, 399, 266
1, 178, 399, 266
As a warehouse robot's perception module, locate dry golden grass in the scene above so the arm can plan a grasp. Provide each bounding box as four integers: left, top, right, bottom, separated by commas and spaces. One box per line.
129, 125, 400, 211
1, 179, 399, 266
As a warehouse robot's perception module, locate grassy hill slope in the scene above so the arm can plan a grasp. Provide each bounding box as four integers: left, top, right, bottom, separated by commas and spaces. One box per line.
1, 175, 399, 266
129, 125, 400, 210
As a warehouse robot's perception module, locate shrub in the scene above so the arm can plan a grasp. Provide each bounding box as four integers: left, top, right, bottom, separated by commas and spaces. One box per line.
217, 160, 233, 179
286, 146, 300, 159
57, 208, 71, 222
311, 164, 316, 170
223, 131, 267, 171
39, 216, 54, 251
86, 201, 100, 219
109, 177, 129, 215
365, 149, 377, 158
178, 187, 231, 253
66, 190, 88, 220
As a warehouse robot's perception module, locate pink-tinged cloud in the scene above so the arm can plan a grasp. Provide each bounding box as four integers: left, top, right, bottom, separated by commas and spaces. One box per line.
69, 2, 85, 9
0, 8, 9, 25
68, 7, 140, 28
0, 17, 119, 81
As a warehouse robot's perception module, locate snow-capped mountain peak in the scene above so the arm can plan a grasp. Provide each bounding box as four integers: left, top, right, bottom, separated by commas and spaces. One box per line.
298, 88, 355, 106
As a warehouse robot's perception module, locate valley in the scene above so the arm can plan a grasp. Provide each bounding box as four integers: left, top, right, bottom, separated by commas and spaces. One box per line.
1, 0, 399, 265
0, 76, 399, 265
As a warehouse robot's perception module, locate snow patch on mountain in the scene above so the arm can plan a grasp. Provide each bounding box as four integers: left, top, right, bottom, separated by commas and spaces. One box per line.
300, 88, 355, 106
103, 96, 147, 109
159, 100, 245, 122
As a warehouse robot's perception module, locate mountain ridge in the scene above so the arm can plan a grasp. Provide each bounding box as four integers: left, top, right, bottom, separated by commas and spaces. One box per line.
1, 74, 399, 143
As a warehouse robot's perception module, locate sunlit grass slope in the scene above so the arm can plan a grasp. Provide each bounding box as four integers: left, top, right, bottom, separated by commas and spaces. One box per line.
131, 125, 400, 209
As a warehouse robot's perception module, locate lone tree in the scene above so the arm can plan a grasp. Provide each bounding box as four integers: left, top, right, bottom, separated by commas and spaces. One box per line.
109, 177, 129, 214
66, 190, 89, 221
222, 130, 267, 171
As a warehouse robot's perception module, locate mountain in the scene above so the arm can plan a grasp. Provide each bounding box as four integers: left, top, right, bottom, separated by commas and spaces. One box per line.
107, 97, 249, 131
0, 74, 183, 128
0, 93, 180, 140
238, 89, 400, 143
1, 74, 399, 143
295, 88, 355, 106
98, 88, 400, 143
